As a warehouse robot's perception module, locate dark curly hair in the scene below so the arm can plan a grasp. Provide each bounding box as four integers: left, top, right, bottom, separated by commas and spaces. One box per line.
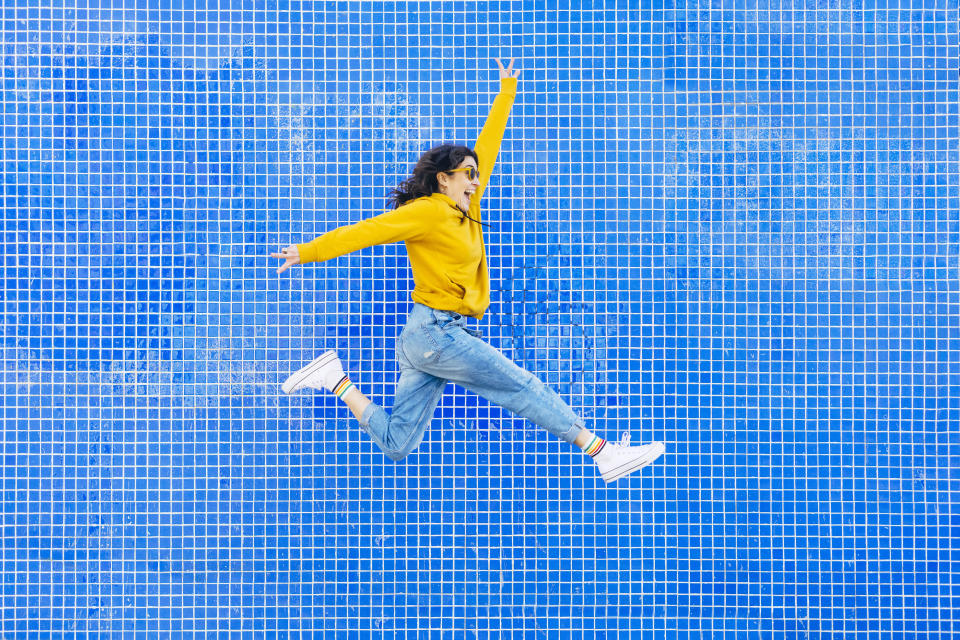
387, 143, 479, 209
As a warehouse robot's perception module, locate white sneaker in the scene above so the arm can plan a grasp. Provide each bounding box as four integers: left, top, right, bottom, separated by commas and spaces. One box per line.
593, 433, 665, 483
281, 350, 346, 394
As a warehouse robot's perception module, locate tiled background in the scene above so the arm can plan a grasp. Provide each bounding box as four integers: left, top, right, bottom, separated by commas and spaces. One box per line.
3, 0, 959, 636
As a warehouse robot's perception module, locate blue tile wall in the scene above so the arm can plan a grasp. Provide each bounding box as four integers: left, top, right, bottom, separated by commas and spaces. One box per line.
2, 0, 959, 637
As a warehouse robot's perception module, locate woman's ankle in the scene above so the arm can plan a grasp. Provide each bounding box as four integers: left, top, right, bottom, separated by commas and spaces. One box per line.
574, 427, 595, 448
342, 387, 372, 421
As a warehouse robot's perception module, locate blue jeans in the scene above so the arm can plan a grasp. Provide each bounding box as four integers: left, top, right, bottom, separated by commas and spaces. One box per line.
358, 303, 585, 460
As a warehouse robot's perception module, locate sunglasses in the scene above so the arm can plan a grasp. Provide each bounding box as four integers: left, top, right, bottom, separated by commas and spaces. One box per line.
447, 166, 479, 181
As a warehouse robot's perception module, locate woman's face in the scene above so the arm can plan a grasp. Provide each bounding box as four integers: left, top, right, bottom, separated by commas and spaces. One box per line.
437, 157, 481, 213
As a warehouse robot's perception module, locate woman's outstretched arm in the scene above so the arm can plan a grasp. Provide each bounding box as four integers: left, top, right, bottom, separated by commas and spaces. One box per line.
472, 58, 521, 205
272, 198, 439, 274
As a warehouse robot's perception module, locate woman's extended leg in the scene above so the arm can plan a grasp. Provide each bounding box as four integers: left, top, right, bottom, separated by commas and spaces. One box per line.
407, 310, 586, 444
344, 311, 593, 458
408, 309, 665, 482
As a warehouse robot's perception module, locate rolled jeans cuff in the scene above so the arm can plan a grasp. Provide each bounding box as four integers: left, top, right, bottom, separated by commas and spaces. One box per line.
359, 401, 378, 428
558, 418, 585, 444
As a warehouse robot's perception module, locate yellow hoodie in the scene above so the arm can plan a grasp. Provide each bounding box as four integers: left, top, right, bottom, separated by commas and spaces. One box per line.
296, 76, 518, 320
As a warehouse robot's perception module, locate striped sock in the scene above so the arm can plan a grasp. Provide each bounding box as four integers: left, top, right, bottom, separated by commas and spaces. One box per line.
582, 435, 607, 458
332, 375, 355, 400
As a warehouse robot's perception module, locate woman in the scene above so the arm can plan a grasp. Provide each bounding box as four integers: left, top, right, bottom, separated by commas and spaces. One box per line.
272, 58, 664, 483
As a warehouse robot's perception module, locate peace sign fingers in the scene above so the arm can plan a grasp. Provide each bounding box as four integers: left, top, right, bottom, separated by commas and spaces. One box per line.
494, 57, 521, 80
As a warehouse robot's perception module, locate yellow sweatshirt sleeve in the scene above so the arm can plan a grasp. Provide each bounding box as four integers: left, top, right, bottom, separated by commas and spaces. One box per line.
472, 76, 517, 203
296, 198, 439, 265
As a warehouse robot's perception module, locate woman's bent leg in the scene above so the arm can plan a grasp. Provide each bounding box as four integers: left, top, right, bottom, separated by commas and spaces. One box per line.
357, 366, 447, 461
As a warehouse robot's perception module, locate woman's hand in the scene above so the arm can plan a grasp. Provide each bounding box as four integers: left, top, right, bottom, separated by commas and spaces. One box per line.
494, 57, 521, 80
272, 244, 301, 274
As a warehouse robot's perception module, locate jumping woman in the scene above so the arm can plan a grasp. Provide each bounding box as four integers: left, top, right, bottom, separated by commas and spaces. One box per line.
271, 58, 665, 483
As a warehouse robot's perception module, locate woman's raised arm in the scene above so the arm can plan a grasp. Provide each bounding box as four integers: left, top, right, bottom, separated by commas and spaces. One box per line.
472, 58, 521, 203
